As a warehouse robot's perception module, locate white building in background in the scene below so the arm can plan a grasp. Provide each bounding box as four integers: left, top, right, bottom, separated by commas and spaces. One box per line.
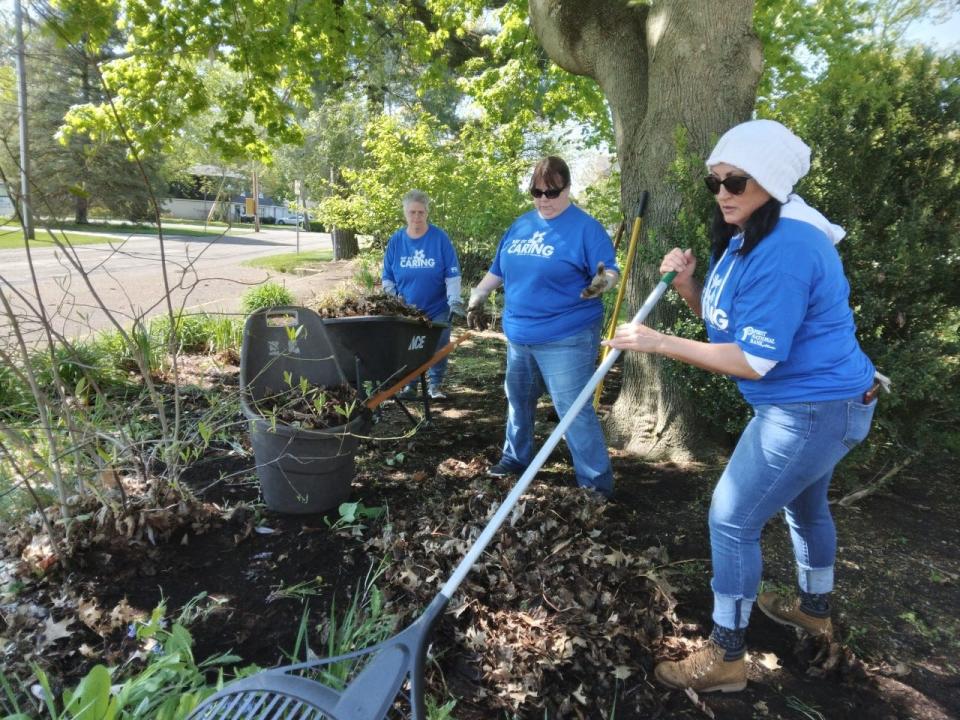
160, 166, 306, 225
0, 182, 14, 218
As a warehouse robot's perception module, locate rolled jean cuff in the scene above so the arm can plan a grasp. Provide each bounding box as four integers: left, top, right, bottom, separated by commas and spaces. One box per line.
711, 591, 755, 630
797, 565, 834, 594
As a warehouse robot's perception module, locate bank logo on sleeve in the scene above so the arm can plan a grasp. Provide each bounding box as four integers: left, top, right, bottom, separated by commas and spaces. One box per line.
400, 248, 436, 268
740, 326, 777, 350
506, 230, 555, 258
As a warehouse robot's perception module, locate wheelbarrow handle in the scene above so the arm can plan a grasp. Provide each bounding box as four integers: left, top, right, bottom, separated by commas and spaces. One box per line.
365, 332, 473, 409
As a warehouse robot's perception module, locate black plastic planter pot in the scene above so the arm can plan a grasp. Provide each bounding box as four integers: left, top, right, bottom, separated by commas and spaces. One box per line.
240, 306, 368, 514
244, 409, 368, 514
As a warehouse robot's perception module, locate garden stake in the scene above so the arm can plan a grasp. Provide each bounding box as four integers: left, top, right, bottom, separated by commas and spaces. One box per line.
187, 272, 676, 720
594, 191, 649, 408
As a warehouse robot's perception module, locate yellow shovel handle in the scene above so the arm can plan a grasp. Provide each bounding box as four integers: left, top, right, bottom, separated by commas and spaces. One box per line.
594, 191, 649, 408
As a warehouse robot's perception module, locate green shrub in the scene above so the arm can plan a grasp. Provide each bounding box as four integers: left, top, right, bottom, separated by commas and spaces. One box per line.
150, 312, 215, 354
206, 316, 243, 354
241, 282, 295, 314
25, 340, 126, 403
0, 362, 34, 421
776, 47, 960, 458
89, 325, 163, 374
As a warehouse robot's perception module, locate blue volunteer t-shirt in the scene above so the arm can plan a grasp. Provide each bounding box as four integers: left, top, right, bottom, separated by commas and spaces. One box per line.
701, 217, 875, 405
382, 225, 461, 318
490, 205, 618, 345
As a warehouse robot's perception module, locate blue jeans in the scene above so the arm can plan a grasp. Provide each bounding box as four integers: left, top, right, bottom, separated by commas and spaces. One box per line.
405, 311, 451, 392
500, 322, 613, 496
710, 397, 876, 629
427, 311, 452, 388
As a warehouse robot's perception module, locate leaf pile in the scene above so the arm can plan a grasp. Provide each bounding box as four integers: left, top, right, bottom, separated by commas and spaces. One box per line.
364, 464, 677, 717
307, 290, 430, 323
252, 382, 366, 430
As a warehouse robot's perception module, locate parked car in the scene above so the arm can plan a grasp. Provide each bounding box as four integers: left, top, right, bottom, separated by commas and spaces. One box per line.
276, 214, 305, 226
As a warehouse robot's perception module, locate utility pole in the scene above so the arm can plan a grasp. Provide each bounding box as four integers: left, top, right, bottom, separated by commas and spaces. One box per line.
293, 179, 301, 255
252, 168, 261, 232
14, 0, 34, 239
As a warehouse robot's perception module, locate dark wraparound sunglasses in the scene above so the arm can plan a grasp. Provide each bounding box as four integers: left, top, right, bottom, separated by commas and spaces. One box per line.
704, 174, 752, 195
530, 186, 566, 199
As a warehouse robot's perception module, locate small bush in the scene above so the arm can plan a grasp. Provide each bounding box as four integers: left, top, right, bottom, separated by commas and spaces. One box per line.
0, 362, 34, 421
150, 312, 214, 354
241, 282, 295, 314
89, 325, 164, 374
31, 340, 123, 398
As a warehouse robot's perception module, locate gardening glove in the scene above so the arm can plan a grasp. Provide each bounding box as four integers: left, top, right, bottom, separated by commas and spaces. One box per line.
580, 262, 615, 299
466, 287, 492, 331
382, 278, 400, 297
448, 299, 467, 325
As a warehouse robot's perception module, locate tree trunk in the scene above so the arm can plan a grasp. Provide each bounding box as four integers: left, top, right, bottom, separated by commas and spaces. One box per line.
529, 0, 762, 460
332, 227, 358, 260
75, 47, 91, 225
329, 165, 359, 260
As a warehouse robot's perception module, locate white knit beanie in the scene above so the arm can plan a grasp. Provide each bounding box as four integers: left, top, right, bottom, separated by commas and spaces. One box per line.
705, 119, 811, 203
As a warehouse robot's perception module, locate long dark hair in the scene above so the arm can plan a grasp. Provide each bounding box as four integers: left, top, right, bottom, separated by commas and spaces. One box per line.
710, 197, 782, 264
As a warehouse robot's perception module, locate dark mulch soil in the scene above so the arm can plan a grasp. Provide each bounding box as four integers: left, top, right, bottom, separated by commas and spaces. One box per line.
2, 334, 958, 719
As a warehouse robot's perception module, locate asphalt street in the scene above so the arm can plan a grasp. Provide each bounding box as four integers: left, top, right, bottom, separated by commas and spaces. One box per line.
0, 224, 358, 341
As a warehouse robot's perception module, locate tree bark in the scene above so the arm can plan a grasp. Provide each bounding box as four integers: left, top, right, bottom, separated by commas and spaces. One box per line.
332, 227, 359, 260
529, 0, 762, 460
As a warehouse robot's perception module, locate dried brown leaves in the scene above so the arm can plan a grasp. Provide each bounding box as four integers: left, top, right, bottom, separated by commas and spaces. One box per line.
308, 290, 430, 323
365, 465, 675, 716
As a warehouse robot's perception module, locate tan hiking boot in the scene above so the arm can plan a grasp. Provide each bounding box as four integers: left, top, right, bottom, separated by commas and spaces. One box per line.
757, 591, 833, 639
654, 640, 747, 693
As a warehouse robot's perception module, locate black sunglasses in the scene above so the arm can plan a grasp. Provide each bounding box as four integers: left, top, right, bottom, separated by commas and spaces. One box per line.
704, 174, 752, 195
530, 186, 566, 199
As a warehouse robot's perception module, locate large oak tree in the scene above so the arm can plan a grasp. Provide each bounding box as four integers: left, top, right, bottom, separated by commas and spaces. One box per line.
529, 0, 762, 458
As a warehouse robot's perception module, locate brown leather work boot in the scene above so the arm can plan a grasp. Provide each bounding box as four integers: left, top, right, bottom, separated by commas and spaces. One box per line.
654, 640, 747, 693
757, 591, 833, 639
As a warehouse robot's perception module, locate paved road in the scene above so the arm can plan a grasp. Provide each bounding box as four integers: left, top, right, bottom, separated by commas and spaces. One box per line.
0, 224, 359, 340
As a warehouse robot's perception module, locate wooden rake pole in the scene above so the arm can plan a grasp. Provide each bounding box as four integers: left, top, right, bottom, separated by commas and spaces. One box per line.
365, 331, 473, 410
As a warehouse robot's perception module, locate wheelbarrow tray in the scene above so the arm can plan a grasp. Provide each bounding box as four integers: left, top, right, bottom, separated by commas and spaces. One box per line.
322, 315, 448, 387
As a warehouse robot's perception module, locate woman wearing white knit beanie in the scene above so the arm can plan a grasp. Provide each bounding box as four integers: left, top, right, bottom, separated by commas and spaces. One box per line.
606, 118, 884, 693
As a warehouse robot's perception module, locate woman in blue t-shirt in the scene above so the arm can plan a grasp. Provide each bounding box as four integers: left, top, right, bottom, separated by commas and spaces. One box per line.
466, 156, 620, 497
606, 120, 882, 693
382, 189, 464, 400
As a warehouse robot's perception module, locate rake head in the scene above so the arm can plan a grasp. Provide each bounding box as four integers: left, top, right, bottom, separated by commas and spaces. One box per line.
188, 598, 445, 720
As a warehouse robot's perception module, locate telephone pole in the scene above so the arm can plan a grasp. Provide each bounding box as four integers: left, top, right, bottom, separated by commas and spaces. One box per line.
14, 0, 34, 239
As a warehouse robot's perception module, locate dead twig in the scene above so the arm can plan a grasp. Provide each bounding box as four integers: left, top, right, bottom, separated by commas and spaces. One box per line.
835, 455, 917, 507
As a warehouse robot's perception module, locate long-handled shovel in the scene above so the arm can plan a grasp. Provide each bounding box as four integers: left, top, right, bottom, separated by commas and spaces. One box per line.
188, 271, 677, 720
594, 191, 649, 408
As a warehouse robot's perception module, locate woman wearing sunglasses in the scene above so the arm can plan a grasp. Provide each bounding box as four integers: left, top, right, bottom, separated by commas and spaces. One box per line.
382, 189, 464, 400
466, 156, 620, 497
605, 119, 882, 692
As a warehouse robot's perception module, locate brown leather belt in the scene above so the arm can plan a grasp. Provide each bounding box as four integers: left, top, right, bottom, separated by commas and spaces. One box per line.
863, 380, 882, 404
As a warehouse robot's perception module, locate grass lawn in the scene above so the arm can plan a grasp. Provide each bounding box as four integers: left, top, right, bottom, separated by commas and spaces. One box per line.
0, 221, 249, 248
53, 221, 244, 239
243, 249, 333, 273
0, 226, 121, 249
